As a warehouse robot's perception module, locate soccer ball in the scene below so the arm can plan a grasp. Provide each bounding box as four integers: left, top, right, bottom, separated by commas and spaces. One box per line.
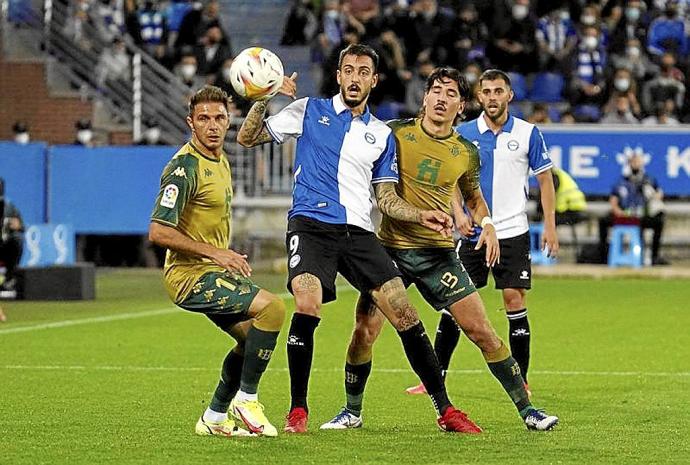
229, 47, 284, 101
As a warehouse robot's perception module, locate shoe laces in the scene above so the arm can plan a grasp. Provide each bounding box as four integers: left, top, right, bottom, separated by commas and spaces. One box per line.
333, 408, 355, 423
526, 408, 548, 421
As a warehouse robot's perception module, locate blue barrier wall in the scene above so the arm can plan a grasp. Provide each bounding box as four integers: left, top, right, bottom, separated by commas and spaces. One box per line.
48, 146, 173, 234
0, 142, 47, 224
541, 127, 690, 196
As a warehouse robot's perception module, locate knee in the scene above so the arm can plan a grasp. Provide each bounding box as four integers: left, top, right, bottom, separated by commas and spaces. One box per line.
294, 296, 321, 316
503, 290, 525, 311
253, 297, 286, 332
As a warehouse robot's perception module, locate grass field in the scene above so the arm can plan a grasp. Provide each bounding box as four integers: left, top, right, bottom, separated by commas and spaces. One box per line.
1, 269, 689, 464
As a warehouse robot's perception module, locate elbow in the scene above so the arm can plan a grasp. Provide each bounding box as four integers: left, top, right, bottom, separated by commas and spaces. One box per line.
148, 223, 163, 246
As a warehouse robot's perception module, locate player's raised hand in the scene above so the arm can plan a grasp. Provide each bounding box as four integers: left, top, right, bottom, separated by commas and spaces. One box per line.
420, 210, 454, 238
210, 248, 253, 277
542, 223, 559, 258
279, 72, 298, 99
475, 223, 500, 267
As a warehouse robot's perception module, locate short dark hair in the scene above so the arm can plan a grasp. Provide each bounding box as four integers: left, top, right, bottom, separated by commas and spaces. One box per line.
188, 85, 230, 116
338, 44, 379, 73
478, 69, 512, 89
424, 67, 470, 100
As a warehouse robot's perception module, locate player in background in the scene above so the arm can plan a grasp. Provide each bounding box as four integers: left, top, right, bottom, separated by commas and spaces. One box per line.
406, 69, 559, 399
238, 44, 482, 434
149, 84, 294, 438
321, 67, 558, 432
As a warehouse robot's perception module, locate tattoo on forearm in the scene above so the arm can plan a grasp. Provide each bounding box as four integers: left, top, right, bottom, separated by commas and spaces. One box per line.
375, 183, 421, 223
239, 100, 269, 146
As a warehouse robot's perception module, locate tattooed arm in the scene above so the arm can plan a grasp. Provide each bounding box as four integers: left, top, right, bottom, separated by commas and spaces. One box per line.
374, 182, 453, 236
237, 100, 274, 147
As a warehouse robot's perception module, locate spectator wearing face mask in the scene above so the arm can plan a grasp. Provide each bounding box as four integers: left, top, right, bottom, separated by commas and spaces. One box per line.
450, 3, 488, 69
74, 119, 95, 147
136, 119, 167, 145
647, 0, 688, 56
567, 25, 606, 106
404, 59, 435, 116
609, 38, 658, 81
641, 51, 685, 115
487, 0, 539, 74
194, 25, 232, 77
12, 121, 30, 144
608, 0, 649, 54
174, 50, 205, 90
535, 7, 577, 72
603, 67, 641, 118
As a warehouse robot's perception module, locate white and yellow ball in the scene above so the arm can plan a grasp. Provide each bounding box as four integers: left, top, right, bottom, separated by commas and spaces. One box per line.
229, 47, 284, 100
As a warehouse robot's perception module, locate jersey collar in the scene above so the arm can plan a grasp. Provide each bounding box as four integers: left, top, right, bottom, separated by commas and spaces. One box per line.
332, 93, 372, 125
478, 111, 515, 134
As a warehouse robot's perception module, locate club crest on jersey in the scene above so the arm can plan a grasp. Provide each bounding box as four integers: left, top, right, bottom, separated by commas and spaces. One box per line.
160, 184, 179, 208
364, 132, 376, 144
507, 140, 520, 151
450, 145, 460, 157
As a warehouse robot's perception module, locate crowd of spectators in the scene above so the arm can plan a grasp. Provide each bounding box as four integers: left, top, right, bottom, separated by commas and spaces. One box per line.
49, 0, 690, 124
281, 0, 690, 124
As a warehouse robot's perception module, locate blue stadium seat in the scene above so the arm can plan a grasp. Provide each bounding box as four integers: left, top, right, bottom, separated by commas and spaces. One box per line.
375, 101, 401, 121
547, 105, 561, 122
608, 225, 642, 268
529, 72, 565, 103
573, 104, 601, 122
507, 72, 528, 101
529, 223, 556, 265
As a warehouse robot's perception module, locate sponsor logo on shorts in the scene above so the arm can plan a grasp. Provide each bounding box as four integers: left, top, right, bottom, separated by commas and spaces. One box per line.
520, 270, 529, 280
160, 184, 179, 208
289, 254, 301, 268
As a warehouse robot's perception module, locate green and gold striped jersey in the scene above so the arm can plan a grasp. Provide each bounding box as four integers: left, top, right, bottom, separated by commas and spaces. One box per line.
151, 142, 233, 303
378, 118, 480, 249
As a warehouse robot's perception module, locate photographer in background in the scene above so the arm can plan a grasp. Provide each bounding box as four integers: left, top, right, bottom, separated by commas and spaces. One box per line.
0, 177, 24, 299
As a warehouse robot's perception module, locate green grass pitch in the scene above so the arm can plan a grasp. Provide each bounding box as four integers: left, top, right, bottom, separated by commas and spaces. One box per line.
1, 269, 688, 464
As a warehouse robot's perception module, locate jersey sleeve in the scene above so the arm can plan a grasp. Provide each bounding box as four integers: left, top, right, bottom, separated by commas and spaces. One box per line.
371, 132, 399, 184
264, 97, 309, 144
457, 142, 481, 200
150, 154, 199, 227
528, 125, 553, 174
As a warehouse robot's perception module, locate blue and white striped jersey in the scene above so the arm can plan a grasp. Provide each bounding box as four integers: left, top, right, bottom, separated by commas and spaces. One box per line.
456, 113, 552, 240
266, 94, 398, 232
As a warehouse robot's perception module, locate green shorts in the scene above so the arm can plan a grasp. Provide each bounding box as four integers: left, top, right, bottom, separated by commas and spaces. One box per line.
177, 270, 262, 330
385, 247, 476, 311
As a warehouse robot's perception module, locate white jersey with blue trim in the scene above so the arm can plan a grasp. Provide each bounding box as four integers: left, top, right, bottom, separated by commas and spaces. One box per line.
265, 93, 398, 232
456, 112, 552, 240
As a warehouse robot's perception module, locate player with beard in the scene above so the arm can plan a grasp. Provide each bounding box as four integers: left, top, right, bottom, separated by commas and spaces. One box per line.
405, 69, 559, 402
320, 67, 559, 432
238, 44, 482, 434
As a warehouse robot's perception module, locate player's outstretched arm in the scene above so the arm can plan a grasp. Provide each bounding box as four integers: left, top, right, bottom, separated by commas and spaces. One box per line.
237, 72, 298, 147
237, 100, 273, 147
374, 182, 453, 237
464, 186, 499, 267
536, 169, 559, 257
149, 222, 252, 277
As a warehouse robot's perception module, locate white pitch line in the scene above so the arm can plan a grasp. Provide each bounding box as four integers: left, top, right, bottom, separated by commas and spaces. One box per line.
0, 287, 356, 336
2, 365, 689, 377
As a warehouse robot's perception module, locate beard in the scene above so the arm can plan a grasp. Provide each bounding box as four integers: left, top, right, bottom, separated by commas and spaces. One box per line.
340, 83, 370, 108
485, 101, 507, 121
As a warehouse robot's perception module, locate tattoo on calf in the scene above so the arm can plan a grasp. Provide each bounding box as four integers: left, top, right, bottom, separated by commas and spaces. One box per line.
379, 278, 419, 331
